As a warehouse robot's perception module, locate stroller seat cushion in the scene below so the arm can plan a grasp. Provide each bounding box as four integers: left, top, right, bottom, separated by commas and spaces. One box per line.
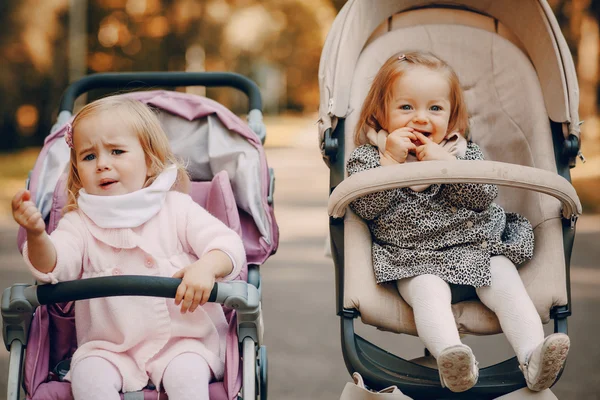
342, 21, 568, 335
189, 170, 242, 237
344, 213, 564, 335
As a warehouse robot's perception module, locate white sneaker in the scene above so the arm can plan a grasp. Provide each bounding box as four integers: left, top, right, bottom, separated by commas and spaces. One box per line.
520, 333, 570, 391
437, 344, 479, 393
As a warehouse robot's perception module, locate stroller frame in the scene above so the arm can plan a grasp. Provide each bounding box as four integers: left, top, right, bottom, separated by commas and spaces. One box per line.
2, 72, 271, 400
326, 119, 575, 400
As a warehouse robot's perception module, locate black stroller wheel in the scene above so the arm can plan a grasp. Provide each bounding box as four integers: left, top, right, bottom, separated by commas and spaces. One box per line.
258, 345, 268, 400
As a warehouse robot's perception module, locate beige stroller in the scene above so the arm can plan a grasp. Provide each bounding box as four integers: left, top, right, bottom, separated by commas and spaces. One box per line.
319, 0, 582, 398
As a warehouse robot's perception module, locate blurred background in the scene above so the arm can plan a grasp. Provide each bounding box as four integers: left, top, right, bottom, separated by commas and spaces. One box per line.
0, 1, 599, 399
0, 0, 598, 213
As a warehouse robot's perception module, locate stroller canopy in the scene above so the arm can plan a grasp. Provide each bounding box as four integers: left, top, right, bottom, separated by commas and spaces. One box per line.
317, 0, 581, 155
27, 91, 278, 265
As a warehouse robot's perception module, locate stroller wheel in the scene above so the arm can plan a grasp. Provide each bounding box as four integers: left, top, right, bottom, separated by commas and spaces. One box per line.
242, 337, 257, 400
258, 345, 268, 400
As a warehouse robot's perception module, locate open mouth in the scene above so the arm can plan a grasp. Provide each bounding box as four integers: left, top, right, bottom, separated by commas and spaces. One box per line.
410, 128, 431, 145
99, 179, 118, 189
412, 128, 431, 137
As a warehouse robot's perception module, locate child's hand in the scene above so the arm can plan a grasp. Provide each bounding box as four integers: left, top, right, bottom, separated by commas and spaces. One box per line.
12, 189, 45, 237
173, 260, 217, 313
414, 131, 456, 161
173, 250, 233, 313
385, 127, 418, 163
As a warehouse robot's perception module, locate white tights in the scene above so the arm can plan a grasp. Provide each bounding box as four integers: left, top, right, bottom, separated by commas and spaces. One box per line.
71, 353, 211, 400
396, 256, 544, 364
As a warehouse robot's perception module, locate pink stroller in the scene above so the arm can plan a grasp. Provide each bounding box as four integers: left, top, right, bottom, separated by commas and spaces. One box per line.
1, 72, 278, 400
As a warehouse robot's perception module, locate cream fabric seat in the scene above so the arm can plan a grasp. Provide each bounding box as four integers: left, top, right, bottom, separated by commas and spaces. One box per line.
342, 9, 568, 335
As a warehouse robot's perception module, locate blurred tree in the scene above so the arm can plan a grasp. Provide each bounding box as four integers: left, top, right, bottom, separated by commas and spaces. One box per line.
330, 0, 346, 12
2, 0, 599, 154
78, 0, 337, 112
0, 1, 21, 151
0, 0, 341, 150
0, 0, 68, 151
550, 0, 600, 154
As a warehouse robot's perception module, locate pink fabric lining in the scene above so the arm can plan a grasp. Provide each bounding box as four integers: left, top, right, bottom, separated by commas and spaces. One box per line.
189, 171, 242, 237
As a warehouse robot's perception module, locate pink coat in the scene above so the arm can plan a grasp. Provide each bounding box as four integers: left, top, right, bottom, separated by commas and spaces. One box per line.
22, 191, 246, 393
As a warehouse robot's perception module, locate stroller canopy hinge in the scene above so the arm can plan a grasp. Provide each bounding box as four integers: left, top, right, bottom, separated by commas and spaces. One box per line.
570, 214, 578, 229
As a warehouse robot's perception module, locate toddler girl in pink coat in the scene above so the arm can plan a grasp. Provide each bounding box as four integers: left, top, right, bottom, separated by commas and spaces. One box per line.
11, 97, 246, 400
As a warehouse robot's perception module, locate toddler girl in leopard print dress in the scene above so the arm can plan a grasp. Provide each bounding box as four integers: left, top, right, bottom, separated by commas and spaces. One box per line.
347, 51, 570, 393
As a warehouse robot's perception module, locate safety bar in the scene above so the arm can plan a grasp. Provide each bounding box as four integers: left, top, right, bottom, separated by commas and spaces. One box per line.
58, 72, 263, 113
2, 276, 261, 350
329, 160, 582, 222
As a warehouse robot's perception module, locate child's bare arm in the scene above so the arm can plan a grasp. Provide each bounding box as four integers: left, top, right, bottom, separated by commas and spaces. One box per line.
12, 189, 57, 273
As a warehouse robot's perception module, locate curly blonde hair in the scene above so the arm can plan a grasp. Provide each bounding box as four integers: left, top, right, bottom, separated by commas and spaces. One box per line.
64, 97, 188, 212
354, 51, 470, 145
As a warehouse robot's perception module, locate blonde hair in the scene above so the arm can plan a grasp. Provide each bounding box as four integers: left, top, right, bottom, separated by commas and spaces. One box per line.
354, 51, 469, 145
65, 97, 188, 212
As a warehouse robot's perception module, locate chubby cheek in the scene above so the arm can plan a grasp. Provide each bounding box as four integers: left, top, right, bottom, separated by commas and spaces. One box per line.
435, 119, 450, 136
76, 166, 92, 188
387, 115, 410, 132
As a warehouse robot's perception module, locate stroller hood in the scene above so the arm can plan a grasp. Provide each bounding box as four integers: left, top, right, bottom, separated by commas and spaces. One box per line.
21, 90, 278, 265
317, 0, 580, 161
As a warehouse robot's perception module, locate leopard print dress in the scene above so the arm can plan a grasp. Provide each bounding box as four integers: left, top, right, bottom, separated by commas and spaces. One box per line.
347, 142, 534, 287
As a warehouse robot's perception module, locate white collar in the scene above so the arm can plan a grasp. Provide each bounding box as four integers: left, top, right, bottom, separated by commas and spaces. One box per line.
77, 165, 178, 228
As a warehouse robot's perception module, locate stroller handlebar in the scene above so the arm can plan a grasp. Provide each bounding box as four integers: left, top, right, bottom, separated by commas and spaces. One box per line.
59, 72, 263, 113
2, 277, 259, 310
328, 159, 582, 222
31, 275, 214, 305
2, 277, 262, 350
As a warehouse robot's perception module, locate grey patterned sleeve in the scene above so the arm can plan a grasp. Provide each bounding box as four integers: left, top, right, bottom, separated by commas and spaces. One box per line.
346, 145, 400, 221
442, 142, 498, 211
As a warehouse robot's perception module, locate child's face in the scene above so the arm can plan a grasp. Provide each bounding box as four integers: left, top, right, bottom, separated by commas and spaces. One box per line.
386, 66, 452, 144
73, 112, 149, 196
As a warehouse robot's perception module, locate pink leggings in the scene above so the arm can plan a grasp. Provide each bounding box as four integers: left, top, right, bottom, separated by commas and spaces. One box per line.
70, 352, 211, 400
396, 256, 545, 364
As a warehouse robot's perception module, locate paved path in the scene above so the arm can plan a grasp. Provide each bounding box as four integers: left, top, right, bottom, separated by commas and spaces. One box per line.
0, 122, 598, 399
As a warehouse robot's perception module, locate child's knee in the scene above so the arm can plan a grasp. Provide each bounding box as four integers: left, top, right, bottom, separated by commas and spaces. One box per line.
71, 357, 121, 399
487, 256, 525, 292
162, 352, 212, 399
399, 274, 451, 302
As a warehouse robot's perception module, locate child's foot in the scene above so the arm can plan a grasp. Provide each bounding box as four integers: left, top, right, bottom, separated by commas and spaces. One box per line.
437, 344, 479, 393
520, 333, 570, 391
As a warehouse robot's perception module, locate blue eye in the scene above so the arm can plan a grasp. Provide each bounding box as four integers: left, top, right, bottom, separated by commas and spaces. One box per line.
400, 105, 412, 110
112, 149, 124, 155
83, 154, 95, 161
430, 105, 442, 111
